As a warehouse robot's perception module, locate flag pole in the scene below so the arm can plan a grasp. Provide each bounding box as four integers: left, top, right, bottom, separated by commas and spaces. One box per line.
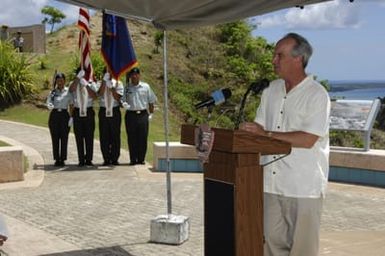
162, 30, 172, 215
150, 29, 189, 245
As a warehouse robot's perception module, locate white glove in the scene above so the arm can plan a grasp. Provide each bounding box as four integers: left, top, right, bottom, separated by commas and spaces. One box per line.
80, 78, 88, 86
68, 117, 73, 127
103, 72, 111, 82
77, 70, 85, 79
122, 102, 130, 110
105, 80, 113, 89
47, 103, 54, 110
148, 114, 153, 121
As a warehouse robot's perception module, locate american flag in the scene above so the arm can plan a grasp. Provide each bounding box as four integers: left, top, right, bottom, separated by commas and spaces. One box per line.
77, 8, 94, 81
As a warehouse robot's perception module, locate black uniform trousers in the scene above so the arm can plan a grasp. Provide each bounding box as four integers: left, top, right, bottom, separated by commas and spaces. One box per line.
124, 110, 149, 164
48, 109, 70, 162
73, 107, 95, 164
99, 106, 121, 164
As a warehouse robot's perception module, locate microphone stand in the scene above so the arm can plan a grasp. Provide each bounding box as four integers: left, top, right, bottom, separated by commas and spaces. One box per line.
235, 82, 267, 129
206, 105, 214, 123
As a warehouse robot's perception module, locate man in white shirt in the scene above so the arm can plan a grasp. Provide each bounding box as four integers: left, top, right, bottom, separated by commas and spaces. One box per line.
240, 33, 330, 256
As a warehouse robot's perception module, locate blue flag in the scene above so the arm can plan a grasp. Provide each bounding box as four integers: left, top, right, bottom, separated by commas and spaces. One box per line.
101, 13, 138, 80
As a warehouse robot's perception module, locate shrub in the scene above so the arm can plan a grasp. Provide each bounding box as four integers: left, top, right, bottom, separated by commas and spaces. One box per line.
0, 41, 34, 109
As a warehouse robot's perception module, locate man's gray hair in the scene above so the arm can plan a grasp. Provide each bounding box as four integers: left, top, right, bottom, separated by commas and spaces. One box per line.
282, 33, 313, 68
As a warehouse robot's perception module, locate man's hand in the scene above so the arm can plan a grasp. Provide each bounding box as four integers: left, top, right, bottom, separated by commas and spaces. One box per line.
148, 113, 153, 121
239, 122, 266, 136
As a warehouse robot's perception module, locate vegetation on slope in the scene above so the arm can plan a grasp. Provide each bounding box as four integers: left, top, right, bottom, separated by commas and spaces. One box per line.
0, 11, 384, 150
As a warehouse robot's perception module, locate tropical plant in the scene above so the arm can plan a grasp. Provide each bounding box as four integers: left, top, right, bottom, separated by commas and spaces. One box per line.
0, 41, 34, 109
153, 31, 164, 54
41, 6, 66, 34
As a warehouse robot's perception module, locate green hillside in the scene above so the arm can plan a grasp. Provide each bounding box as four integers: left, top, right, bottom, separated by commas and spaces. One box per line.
1, 12, 385, 151
14, 12, 276, 129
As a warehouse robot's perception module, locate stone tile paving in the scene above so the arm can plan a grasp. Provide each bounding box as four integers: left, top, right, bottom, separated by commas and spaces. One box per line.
1, 120, 385, 256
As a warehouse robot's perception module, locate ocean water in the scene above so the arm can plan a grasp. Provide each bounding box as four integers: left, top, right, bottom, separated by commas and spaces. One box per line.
329, 81, 385, 100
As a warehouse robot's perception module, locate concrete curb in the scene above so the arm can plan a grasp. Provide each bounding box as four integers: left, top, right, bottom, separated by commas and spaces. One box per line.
0, 135, 44, 190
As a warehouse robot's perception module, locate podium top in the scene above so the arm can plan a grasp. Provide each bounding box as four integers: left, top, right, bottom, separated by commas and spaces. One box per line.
180, 124, 291, 155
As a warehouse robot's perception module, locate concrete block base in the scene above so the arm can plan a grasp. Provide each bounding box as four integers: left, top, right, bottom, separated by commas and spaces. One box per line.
0, 146, 24, 183
150, 214, 189, 245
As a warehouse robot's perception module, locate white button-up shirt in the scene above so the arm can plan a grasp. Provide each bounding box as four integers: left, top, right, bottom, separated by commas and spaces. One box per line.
255, 75, 330, 198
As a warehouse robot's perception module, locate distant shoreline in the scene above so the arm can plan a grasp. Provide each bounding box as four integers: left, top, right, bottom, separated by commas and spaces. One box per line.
329, 81, 385, 93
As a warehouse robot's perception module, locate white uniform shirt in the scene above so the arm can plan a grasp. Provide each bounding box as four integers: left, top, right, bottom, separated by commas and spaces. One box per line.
255, 75, 331, 198
46, 87, 73, 109
122, 81, 157, 111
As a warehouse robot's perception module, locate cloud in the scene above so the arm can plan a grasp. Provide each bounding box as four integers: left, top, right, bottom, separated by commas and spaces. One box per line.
0, 0, 79, 29
256, 0, 362, 30
0, 0, 49, 27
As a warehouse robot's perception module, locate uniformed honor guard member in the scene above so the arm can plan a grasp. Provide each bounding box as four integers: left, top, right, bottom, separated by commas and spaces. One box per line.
46, 72, 73, 167
69, 69, 98, 167
121, 67, 157, 165
97, 69, 124, 166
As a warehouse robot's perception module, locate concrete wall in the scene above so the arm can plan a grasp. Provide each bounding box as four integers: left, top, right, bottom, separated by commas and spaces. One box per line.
330, 147, 385, 172
7, 24, 46, 53
153, 142, 202, 172
0, 146, 24, 183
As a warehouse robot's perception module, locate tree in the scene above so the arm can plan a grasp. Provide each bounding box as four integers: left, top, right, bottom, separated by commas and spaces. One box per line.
41, 6, 66, 34
153, 31, 164, 53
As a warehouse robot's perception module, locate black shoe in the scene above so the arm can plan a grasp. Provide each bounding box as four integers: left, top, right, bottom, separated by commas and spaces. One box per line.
54, 161, 60, 167
129, 162, 136, 166
102, 161, 110, 166
85, 160, 94, 166
59, 161, 65, 167
86, 160, 94, 166
138, 161, 145, 165
111, 161, 119, 166
78, 162, 85, 167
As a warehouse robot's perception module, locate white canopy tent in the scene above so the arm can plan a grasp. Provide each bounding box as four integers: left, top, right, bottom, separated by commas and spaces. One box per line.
56, 0, 333, 216
57, 0, 331, 30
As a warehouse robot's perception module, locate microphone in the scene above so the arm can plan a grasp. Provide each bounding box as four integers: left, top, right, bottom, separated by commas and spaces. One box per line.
195, 88, 232, 109
249, 78, 270, 94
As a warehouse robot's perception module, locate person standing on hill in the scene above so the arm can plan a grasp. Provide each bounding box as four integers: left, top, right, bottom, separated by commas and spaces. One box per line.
121, 67, 157, 165
240, 33, 331, 256
46, 72, 73, 167
69, 69, 98, 167
0, 25, 9, 41
13, 31, 24, 52
97, 68, 124, 166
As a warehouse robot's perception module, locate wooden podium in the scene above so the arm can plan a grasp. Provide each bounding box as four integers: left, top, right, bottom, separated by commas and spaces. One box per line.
180, 124, 291, 256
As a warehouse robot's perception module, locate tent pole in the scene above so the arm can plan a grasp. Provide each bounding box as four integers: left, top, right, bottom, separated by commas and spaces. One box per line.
162, 30, 172, 215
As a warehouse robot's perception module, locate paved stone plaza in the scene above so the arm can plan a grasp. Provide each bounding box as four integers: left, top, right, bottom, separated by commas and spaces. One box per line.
0, 120, 385, 255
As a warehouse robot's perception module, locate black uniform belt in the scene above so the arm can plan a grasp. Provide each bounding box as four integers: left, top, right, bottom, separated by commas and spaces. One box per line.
74, 107, 93, 110
100, 106, 120, 109
52, 108, 67, 112
128, 110, 147, 114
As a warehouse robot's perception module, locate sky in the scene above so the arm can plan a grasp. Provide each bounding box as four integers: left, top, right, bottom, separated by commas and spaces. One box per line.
1, 0, 385, 81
